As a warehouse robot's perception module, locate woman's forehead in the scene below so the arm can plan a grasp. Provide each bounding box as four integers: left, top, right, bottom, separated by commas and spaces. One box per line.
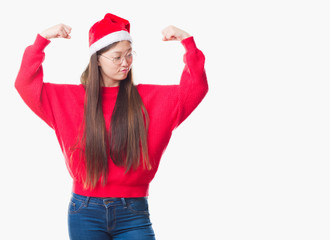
109, 40, 132, 53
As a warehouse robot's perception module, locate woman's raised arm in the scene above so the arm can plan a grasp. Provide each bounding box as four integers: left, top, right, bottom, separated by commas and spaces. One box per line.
14, 24, 72, 129
161, 25, 208, 130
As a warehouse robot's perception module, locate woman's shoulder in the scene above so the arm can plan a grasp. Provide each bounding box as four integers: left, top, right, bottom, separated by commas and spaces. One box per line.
44, 82, 85, 90
136, 83, 180, 104
136, 83, 179, 94
44, 82, 86, 96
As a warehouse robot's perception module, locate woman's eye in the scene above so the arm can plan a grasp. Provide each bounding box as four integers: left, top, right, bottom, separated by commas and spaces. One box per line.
114, 57, 121, 60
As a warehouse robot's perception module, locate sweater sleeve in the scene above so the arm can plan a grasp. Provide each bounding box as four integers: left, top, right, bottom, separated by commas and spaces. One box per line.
14, 34, 55, 130
172, 36, 208, 130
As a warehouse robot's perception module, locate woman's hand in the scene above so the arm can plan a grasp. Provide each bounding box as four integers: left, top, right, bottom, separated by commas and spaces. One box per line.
161, 25, 191, 41
40, 23, 72, 40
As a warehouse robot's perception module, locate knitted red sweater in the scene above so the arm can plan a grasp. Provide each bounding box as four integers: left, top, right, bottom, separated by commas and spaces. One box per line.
15, 34, 208, 197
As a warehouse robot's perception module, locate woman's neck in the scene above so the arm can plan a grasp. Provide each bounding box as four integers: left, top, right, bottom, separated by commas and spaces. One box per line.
101, 80, 120, 87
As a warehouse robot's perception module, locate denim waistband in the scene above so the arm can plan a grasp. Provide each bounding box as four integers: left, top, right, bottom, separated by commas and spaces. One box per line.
71, 192, 148, 207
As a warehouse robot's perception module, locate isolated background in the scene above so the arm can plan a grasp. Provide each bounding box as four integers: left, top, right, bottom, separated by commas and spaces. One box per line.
1, 0, 330, 239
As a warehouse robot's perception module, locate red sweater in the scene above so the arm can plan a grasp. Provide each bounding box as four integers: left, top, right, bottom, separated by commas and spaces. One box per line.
15, 34, 208, 197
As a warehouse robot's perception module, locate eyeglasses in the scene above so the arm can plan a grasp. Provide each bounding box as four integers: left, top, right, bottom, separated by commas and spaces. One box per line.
99, 51, 136, 65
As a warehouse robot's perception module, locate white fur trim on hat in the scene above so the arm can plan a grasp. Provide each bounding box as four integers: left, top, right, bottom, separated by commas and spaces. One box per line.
89, 30, 132, 56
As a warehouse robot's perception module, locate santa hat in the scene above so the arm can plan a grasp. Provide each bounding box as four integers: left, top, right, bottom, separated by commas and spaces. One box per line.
89, 13, 132, 56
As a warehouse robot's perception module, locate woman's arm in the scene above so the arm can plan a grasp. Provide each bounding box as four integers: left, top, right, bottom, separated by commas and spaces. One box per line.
162, 26, 209, 130
14, 24, 72, 129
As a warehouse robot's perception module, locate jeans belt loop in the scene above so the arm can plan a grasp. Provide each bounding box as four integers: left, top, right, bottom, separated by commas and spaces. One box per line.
85, 196, 91, 207
121, 198, 127, 208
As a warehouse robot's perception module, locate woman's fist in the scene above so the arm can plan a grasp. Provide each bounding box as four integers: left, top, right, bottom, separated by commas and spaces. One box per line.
161, 25, 191, 41
40, 24, 72, 40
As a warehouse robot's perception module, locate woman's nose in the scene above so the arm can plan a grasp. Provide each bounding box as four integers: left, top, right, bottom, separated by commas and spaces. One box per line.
121, 56, 129, 66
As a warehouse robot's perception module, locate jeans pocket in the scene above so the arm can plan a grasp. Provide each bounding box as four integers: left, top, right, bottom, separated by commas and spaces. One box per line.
126, 197, 150, 216
68, 196, 86, 214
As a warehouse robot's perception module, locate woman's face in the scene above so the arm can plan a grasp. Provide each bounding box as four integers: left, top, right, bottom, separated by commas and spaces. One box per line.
97, 40, 133, 87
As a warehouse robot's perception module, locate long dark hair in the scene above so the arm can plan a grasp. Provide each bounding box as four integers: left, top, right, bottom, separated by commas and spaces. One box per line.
70, 41, 151, 190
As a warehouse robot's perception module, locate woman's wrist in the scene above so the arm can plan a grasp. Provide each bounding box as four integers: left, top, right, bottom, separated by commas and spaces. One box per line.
180, 33, 191, 41
39, 33, 50, 40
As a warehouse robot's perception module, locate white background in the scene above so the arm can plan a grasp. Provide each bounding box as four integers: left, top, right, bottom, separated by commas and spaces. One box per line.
1, 0, 330, 239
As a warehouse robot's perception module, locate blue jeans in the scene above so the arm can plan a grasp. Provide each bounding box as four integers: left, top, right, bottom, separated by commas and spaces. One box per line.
68, 192, 156, 240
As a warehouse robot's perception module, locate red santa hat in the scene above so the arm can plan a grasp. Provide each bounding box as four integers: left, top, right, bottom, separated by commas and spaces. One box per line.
89, 13, 132, 56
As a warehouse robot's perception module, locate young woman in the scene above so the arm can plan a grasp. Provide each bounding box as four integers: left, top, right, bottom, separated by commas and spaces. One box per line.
15, 13, 208, 240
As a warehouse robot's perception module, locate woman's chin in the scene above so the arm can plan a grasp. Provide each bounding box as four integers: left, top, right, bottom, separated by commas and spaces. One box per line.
118, 72, 128, 79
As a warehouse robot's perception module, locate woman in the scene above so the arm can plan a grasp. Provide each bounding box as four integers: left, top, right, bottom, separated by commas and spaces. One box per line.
15, 13, 208, 240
